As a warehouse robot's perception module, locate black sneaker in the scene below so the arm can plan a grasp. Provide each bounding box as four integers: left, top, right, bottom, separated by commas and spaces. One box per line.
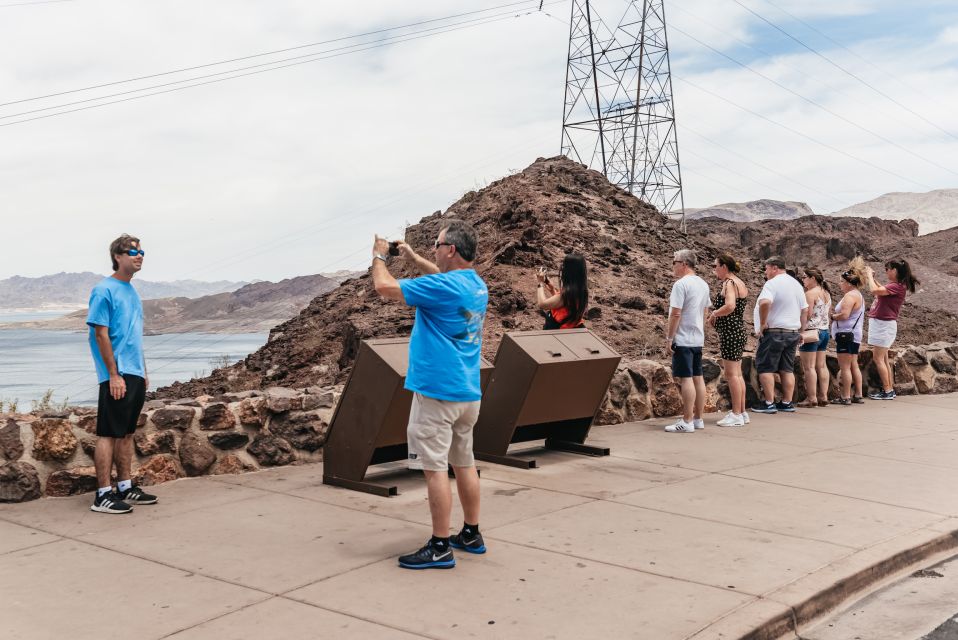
851, 396, 865, 404
883, 390, 896, 400
776, 401, 796, 413
90, 491, 133, 514
398, 540, 455, 570
118, 484, 157, 505
450, 529, 487, 554
750, 401, 778, 414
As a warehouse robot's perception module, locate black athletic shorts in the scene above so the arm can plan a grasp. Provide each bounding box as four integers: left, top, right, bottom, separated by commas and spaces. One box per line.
671, 346, 703, 378
756, 332, 801, 374
96, 374, 146, 438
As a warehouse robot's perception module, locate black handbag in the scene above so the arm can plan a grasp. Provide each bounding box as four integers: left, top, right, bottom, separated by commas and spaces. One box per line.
835, 307, 863, 347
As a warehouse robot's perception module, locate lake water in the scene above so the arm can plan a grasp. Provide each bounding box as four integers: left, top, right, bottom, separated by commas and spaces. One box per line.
0, 314, 267, 406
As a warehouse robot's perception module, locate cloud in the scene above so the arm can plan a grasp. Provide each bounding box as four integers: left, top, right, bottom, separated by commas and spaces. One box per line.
1, 0, 956, 282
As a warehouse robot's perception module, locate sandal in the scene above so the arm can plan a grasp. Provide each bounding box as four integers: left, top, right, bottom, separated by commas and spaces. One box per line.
829, 397, 851, 406
817, 399, 829, 407
796, 400, 818, 408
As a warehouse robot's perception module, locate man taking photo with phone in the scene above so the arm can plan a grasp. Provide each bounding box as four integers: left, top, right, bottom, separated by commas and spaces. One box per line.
371, 220, 488, 569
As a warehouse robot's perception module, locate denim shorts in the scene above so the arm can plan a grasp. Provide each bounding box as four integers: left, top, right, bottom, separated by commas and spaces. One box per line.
799, 329, 830, 353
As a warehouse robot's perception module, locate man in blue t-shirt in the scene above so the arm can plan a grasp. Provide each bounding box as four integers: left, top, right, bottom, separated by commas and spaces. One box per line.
371, 220, 488, 570
86, 234, 157, 514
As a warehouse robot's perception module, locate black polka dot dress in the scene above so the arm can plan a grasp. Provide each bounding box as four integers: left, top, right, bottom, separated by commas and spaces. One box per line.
714, 288, 748, 361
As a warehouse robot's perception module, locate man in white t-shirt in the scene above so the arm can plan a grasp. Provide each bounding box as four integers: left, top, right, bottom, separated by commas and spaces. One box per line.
751, 256, 809, 414
664, 249, 712, 433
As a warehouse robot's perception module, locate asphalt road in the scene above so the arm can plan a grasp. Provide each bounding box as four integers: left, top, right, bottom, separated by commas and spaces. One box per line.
805, 554, 958, 640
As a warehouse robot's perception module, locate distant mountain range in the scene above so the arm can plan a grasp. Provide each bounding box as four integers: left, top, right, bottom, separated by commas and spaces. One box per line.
1, 272, 362, 334
685, 189, 958, 235
686, 199, 814, 222
829, 189, 958, 234
0, 272, 246, 310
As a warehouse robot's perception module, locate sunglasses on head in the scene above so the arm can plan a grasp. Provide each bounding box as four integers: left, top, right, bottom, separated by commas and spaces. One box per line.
126, 248, 145, 257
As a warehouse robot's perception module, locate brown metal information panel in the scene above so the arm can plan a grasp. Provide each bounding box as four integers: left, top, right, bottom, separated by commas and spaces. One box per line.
322, 337, 493, 496
473, 328, 621, 469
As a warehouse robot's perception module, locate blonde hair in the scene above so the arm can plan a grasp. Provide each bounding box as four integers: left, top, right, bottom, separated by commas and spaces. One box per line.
844, 256, 868, 288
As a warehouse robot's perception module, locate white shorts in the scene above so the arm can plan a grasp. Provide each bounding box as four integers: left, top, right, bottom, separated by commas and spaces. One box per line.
866, 318, 898, 348
406, 393, 480, 472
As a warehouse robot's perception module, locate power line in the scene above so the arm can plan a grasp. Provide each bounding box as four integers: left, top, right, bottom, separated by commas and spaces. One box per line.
674, 74, 935, 191
0, 4, 562, 127
759, 0, 953, 117
0, 0, 543, 107
730, 0, 958, 142
669, 23, 958, 178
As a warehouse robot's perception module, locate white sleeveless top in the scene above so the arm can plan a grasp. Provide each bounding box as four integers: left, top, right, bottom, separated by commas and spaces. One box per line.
831, 291, 864, 343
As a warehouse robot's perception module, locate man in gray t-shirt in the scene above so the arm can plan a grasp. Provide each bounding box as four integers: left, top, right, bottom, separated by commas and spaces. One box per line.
665, 249, 712, 433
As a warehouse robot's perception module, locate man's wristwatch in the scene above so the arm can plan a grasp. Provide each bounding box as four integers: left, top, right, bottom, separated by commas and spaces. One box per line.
373, 254, 388, 263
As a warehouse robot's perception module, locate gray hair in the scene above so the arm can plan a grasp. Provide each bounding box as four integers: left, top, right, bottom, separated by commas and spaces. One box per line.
764, 255, 787, 269
673, 248, 696, 268
441, 219, 478, 262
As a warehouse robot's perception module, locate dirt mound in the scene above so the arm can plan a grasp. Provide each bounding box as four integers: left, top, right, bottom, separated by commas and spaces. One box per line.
157, 157, 958, 399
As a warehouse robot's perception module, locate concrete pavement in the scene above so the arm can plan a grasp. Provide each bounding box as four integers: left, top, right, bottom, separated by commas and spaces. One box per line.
3, 393, 958, 639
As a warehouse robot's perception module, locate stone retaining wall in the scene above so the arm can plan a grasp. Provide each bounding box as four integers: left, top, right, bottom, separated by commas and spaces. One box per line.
3, 341, 957, 503
0, 386, 339, 503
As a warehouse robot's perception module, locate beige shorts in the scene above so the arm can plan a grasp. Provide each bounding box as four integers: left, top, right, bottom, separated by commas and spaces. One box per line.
407, 393, 480, 472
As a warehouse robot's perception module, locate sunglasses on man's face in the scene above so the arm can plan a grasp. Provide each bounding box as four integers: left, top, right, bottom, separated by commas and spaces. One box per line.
434, 241, 453, 250
126, 249, 145, 257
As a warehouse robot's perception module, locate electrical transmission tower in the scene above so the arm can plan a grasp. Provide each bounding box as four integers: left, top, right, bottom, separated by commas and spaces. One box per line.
560, 0, 685, 230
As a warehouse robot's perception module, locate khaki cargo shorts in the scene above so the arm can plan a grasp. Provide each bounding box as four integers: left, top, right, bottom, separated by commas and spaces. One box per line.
407, 392, 480, 472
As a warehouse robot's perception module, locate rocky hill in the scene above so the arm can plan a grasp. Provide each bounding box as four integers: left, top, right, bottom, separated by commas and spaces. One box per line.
156, 156, 958, 399
2, 273, 354, 334
0, 272, 246, 309
830, 188, 958, 235
686, 199, 814, 222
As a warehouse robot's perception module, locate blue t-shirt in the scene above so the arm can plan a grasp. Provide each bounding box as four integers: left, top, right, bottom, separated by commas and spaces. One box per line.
398, 269, 488, 402
86, 277, 145, 384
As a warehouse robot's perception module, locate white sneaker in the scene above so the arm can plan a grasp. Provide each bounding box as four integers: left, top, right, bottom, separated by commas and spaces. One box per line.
665, 419, 695, 433
717, 413, 745, 427
741, 411, 750, 424
693, 418, 705, 430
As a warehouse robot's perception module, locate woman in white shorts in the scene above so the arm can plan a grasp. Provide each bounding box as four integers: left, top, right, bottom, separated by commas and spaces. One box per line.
864, 258, 920, 400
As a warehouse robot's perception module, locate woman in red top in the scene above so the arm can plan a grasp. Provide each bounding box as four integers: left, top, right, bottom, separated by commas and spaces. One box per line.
864, 258, 920, 400
536, 254, 588, 330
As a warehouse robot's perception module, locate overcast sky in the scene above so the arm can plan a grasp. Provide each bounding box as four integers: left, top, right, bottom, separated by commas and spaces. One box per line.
1, 0, 956, 282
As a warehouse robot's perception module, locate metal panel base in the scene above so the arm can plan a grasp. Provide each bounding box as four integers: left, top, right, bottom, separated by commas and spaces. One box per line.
545, 438, 610, 457
323, 474, 398, 497
475, 452, 539, 469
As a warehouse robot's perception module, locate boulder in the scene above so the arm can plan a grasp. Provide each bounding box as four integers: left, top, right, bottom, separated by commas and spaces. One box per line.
0, 462, 42, 503
133, 455, 182, 486
933, 375, 958, 394
134, 430, 177, 456
152, 407, 196, 430
211, 454, 256, 475
930, 352, 957, 376
266, 387, 303, 413
268, 411, 328, 452
247, 434, 296, 466
702, 358, 722, 384
31, 419, 78, 461
178, 431, 216, 476
237, 397, 267, 427
199, 403, 237, 431
900, 346, 928, 367
45, 467, 98, 497
913, 365, 936, 395
79, 435, 97, 458
301, 389, 336, 410
207, 431, 250, 450
633, 360, 682, 417
0, 418, 24, 461
77, 414, 98, 434
594, 399, 625, 426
